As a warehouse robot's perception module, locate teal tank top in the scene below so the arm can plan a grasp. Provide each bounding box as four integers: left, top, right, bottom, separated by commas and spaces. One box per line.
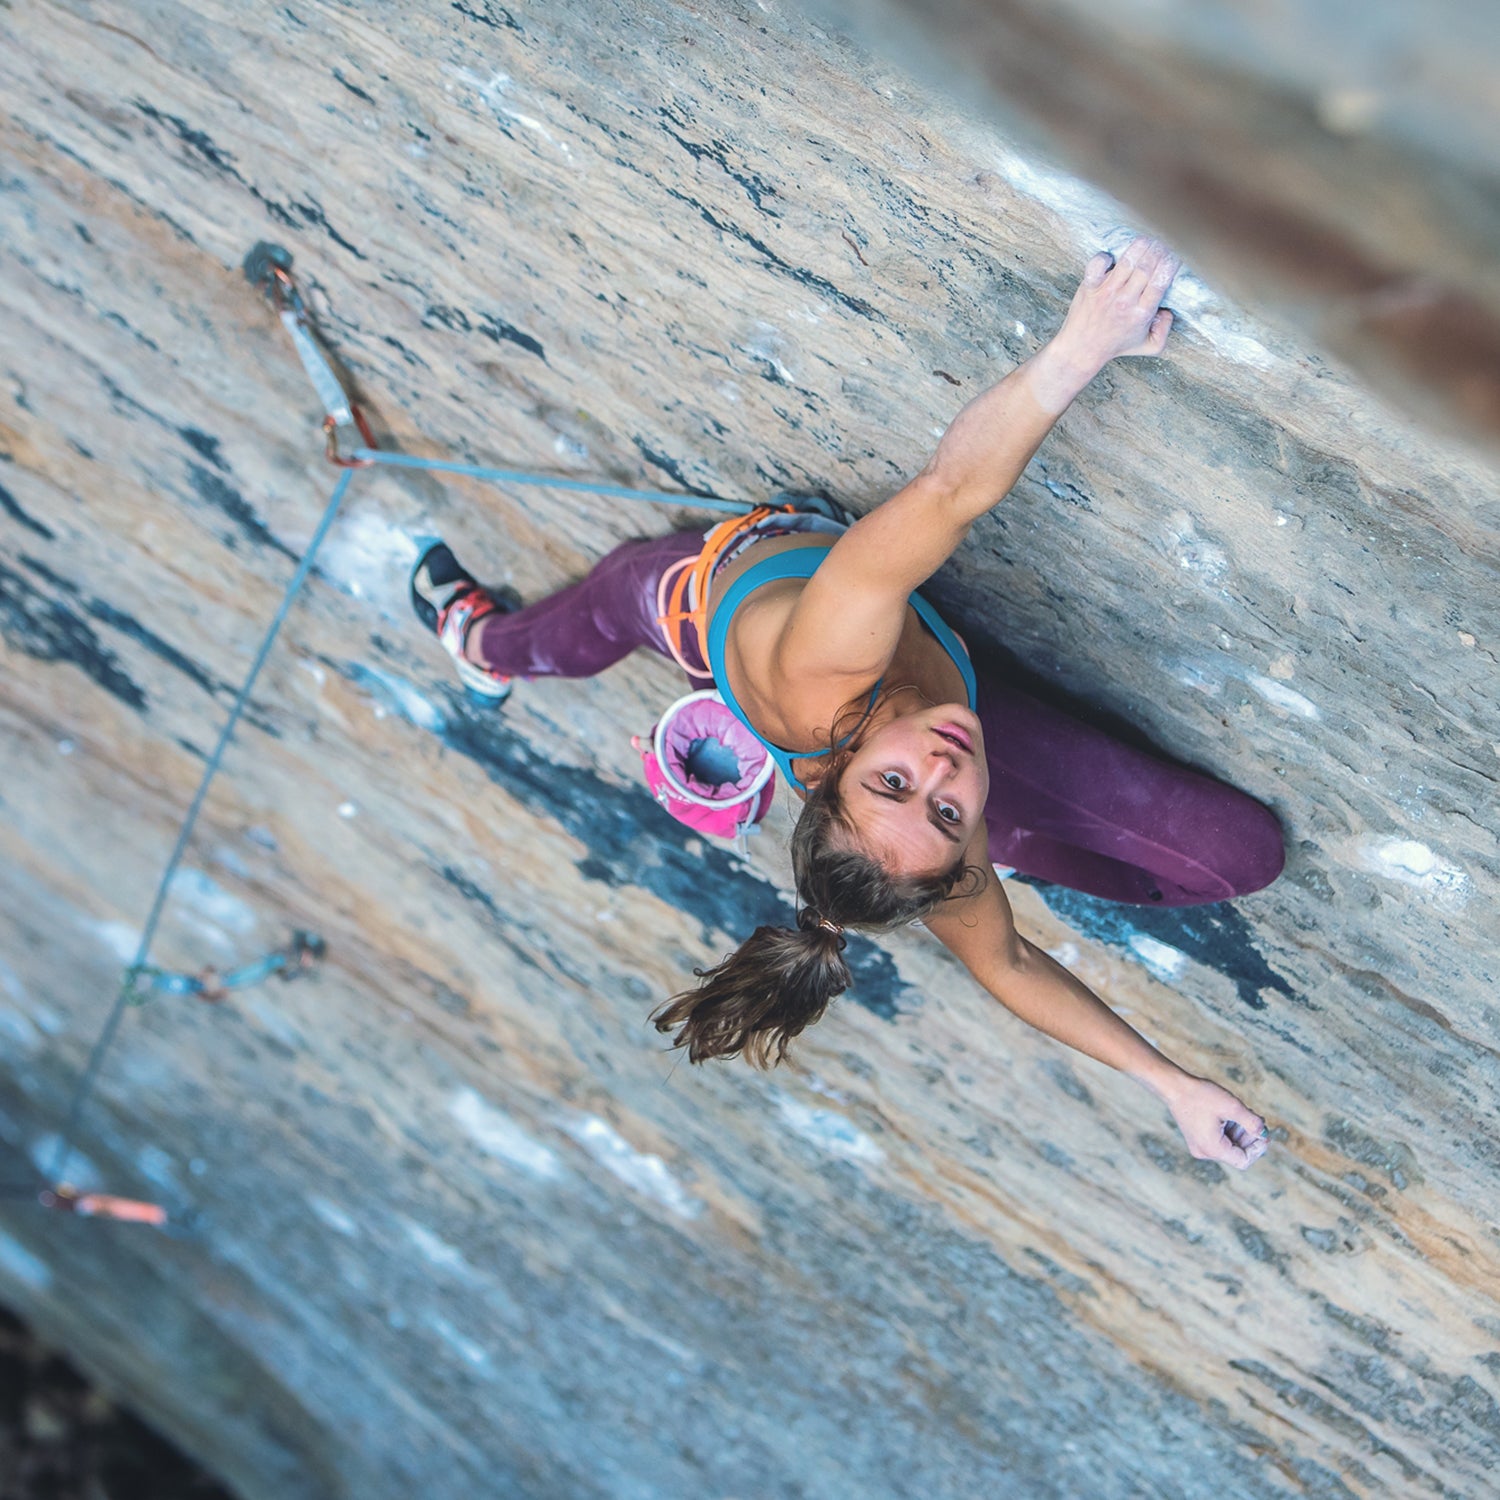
705, 546, 978, 794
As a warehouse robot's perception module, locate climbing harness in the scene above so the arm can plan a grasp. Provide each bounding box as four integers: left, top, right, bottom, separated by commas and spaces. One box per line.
27, 243, 791, 1229
655, 506, 795, 679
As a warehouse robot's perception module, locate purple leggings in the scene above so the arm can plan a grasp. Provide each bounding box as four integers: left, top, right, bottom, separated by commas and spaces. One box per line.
472, 531, 1284, 907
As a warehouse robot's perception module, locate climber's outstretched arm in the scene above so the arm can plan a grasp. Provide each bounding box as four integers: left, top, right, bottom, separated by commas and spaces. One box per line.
776, 238, 1179, 686
923, 838, 1268, 1171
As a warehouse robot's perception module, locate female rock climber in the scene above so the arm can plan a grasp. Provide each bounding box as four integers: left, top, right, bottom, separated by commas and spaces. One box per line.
411, 238, 1281, 1171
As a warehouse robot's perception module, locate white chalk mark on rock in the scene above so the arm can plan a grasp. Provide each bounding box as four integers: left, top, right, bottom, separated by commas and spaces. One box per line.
736, 323, 798, 385
135, 1145, 179, 1190
446, 68, 574, 161
168, 869, 258, 955
450, 1088, 563, 1181
1167, 516, 1230, 584
308, 1195, 361, 1238
29, 1135, 101, 1190
1127, 933, 1188, 982
403, 1217, 476, 1279
355, 667, 446, 735
315, 510, 421, 618
1159, 274, 1275, 368
560, 1115, 703, 1219
1245, 673, 1321, 719
1351, 838, 1468, 896
775, 1095, 885, 1167
424, 1312, 493, 1371
91, 919, 142, 963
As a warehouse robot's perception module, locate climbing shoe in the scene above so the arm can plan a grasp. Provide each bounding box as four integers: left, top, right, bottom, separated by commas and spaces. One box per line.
410, 540, 514, 706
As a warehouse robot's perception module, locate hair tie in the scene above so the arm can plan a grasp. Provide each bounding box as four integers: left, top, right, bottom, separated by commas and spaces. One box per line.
816, 916, 843, 936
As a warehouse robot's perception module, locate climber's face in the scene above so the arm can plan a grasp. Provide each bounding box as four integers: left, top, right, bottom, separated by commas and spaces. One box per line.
834, 702, 987, 878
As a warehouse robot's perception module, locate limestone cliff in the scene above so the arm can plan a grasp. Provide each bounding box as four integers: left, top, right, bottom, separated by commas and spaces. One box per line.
1, 3, 1497, 1497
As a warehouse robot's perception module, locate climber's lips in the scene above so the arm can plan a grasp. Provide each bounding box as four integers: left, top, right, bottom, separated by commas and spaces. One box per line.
934, 723, 973, 756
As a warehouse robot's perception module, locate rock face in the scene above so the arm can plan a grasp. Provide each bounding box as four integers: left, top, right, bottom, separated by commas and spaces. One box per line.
825, 0, 1500, 443
1, 3, 1497, 1498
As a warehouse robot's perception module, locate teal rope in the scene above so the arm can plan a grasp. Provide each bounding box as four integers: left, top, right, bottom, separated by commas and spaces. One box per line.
43, 442, 751, 1198
351, 449, 755, 516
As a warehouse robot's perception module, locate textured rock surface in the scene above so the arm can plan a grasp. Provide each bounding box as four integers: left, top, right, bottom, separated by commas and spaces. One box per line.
823, 0, 1500, 442
1, 2, 1498, 1497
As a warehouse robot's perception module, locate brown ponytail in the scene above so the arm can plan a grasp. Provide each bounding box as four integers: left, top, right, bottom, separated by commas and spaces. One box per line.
653, 714, 982, 1066
651, 909, 851, 1067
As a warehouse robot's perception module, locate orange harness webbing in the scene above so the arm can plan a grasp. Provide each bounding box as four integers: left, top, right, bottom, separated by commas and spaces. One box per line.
655, 504, 794, 679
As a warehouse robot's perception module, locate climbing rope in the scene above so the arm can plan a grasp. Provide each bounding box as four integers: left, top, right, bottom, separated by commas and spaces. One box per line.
345, 448, 752, 515
20, 243, 760, 1227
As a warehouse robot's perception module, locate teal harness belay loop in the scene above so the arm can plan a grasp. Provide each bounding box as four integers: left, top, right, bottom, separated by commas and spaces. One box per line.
705, 546, 979, 793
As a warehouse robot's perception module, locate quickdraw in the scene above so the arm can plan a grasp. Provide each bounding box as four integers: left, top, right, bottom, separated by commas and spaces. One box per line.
244, 241, 377, 468
123, 930, 326, 1005
39, 1184, 168, 1227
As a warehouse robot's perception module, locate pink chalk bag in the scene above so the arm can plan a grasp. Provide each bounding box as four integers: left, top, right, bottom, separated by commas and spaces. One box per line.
633, 689, 776, 844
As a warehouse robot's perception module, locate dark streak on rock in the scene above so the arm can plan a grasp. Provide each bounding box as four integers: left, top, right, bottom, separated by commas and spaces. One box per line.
474, 314, 546, 362
39, 130, 200, 246
331, 69, 375, 105
102, 310, 161, 352
658, 105, 777, 211
1228, 1360, 1423, 1483
86, 600, 221, 697
271, 193, 365, 259
1231, 1215, 1289, 1272
132, 100, 241, 176
841, 230, 869, 266
423, 303, 471, 334
1021, 880, 1293, 1011
0, 560, 147, 711
132, 102, 364, 259
436, 866, 547, 978
1230, 1362, 1392, 1464
380, 335, 430, 370
628, 439, 729, 503
451, 0, 523, 33
187, 464, 298, 562
180, 427, 229, 472
438, 864, 600, 992
1323, 1117, 1423, 1190
423, 303, 545, 362
1042, 1058, 1093, 1105
664, 188, 884, 325
0, 482, 56, 540
21, 554, 224, 698
434, 693, 907, 1020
